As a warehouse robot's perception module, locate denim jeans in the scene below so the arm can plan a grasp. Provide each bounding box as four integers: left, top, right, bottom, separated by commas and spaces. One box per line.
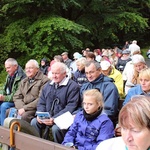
0, 102, 15, 125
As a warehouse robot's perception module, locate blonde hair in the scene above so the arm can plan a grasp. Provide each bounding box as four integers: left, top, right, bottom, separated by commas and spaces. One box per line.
119, 95, 150, 130
139, 68, 150, 80
76, 57, 87, 66
83, 89, 104, 108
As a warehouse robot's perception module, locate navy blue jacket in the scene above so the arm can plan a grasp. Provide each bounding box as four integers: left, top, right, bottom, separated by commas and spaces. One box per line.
73, 69, 88, 87
37, 78, 80, 118
80, 74, 119, 119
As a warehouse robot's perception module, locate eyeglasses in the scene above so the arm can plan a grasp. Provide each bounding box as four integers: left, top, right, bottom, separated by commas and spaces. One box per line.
85, 70, 98, 75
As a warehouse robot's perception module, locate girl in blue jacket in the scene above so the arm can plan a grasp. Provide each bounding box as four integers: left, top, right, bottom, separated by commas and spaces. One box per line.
62, 89, 114, 150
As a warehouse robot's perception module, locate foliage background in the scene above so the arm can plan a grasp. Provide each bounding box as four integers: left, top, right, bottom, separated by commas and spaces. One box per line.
0, 0, 150, 83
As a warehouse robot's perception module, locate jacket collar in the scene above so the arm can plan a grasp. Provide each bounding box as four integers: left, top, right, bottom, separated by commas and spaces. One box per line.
50, 77, 69, 86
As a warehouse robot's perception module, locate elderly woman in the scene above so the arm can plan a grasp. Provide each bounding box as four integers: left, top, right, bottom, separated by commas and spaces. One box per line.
73, 57, 88, 87
123, 67, 150, 105
123, 54, 147, 94
96, 95, 150, 150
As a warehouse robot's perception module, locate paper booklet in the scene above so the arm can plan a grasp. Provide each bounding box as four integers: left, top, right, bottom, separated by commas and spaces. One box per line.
36, 111, 50, 120
8, 108, 22, 119
54, 111, 74, 130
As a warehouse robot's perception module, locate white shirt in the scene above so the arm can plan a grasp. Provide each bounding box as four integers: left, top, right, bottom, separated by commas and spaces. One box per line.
96, 137, 126, 150
122, 60, 134, 94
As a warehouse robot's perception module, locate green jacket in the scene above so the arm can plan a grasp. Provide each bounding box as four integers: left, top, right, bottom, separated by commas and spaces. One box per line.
1, 66, 26, 102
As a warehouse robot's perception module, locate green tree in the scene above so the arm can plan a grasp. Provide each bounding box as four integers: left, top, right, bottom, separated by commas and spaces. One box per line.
0, 0, 149, 69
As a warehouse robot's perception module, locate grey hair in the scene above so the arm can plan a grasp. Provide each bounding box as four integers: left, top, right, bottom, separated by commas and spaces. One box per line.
5, 58, 18, 66
85, 60, 101, 70
51, 62, 67, 73
26, 59, 39, 68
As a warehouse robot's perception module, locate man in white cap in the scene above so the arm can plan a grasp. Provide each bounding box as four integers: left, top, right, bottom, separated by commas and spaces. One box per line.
100, 60, 124, 97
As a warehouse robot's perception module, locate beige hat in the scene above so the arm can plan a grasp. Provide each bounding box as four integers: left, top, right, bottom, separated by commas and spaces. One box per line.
61, 52, 68, 56
100, 61, 111, 70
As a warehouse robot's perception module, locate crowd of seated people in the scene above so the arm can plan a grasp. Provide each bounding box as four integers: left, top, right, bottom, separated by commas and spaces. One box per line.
1, 39, 150, 150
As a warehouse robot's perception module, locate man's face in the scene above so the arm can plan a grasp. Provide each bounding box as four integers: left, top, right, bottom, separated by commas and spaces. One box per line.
85, 63, 101, 82
62, 54, 67, 60
101, 67, 111, 76
5, 62, 18, 76
25, 62, 39, 78
51, 66, 66, 83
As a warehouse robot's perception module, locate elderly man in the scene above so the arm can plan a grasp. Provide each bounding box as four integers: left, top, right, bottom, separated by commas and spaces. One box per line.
13, 59, 49, 123
0, 58, 26, 125
31, 62, 80, 143
80, 61, 119, 126
61, 52, 72, 68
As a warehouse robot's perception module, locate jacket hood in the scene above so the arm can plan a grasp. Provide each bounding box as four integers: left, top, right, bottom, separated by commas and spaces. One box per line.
17, 66, 25, 76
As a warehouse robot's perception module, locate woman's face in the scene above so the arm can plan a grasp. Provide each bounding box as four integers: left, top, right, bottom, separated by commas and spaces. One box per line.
76, 63, 84, 71
121, 123, 150, 150
82, 95, 100, 114
139, 76, 150, 93
134, 62, 146, 73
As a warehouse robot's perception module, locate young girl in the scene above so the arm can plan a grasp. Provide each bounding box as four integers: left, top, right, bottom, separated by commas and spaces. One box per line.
62, 89, 114, 150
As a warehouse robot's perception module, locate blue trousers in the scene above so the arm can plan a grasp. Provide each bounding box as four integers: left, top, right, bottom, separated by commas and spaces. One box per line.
0, 102, 15, 125
31, 118, 67, 143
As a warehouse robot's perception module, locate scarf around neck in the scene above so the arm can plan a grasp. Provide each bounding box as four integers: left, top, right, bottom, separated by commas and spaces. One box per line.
83, 107, 102, 121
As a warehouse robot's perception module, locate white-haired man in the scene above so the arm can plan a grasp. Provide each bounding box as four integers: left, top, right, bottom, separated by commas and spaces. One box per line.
13, 59, 49, 123
31, 62, 80, 144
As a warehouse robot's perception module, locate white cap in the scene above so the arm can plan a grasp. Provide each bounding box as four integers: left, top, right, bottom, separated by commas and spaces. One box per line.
132, 54, 145, 64
100, 61, 111, 70
73, 52, 82, 59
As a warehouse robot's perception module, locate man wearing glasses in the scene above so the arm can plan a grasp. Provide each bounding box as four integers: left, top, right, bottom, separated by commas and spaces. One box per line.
80, 60, 119, 127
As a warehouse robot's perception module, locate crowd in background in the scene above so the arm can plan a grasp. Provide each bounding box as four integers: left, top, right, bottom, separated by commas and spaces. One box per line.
0, 40, 150, 150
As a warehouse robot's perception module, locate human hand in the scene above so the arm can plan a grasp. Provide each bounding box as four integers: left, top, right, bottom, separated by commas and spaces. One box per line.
0, 94, 5, 101
64, 142, 76, 149
18, 108, 25, 116
37, 116, 43, 124
115, 124, 121, 137
40, 118, 54, 126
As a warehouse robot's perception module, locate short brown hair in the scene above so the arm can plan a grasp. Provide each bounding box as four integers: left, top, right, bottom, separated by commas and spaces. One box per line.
119, 95, 150, 130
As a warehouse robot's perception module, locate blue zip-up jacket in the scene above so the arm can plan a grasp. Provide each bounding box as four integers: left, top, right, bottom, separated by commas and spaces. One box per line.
80, 74, 119, 119
62, 111, 114, 150
123, 84, 144, 105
